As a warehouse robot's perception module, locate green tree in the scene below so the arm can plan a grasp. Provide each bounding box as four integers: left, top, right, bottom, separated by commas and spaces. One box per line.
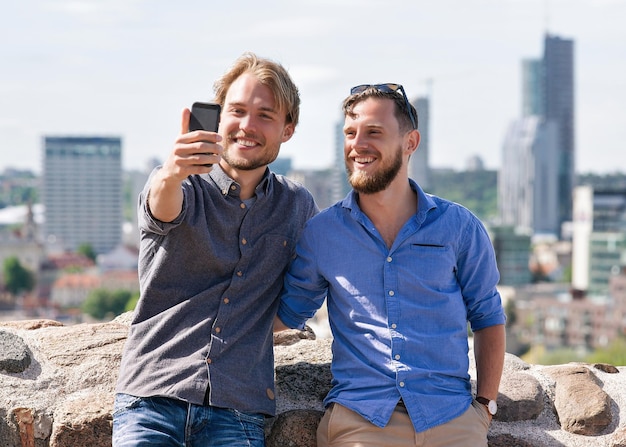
77, 243, 97, 262
82, 289, 132, 320
2, 256, 35, 295
124, 292, 141, 312
523, 345, 585, 365
585, 337, 626, 366
427, 169, 498, 222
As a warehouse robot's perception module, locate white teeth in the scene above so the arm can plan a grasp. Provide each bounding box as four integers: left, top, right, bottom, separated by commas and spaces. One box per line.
236, 139, 256, 147
354, 157, 374, 163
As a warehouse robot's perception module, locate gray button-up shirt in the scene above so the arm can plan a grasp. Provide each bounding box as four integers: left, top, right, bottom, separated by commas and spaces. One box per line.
116, 164, 317, 415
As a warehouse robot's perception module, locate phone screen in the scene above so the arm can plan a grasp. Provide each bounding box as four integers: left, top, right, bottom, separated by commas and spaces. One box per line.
189, 102, 221, 132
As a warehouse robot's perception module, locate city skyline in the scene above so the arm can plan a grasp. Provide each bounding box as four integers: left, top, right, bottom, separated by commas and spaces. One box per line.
1, 0, 624, 175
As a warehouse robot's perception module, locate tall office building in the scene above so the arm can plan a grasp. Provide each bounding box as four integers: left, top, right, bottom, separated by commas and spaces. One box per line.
43, 136, 122, 255
523, 35, 575, 230
544, 34, 575, 230
499, 117, 560, 236
330, 120, 350, 203
521, 59, 544, 117
500, 33, 575, 238
409, 97, 430, 189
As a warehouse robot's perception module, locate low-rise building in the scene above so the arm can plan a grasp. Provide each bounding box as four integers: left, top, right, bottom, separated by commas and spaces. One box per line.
512, 282, 625, 352
489, 225, 532, 286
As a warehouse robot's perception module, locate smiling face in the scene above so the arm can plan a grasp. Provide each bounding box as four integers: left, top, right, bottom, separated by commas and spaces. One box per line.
219, 73, 294, 172
343, 97, 413, 194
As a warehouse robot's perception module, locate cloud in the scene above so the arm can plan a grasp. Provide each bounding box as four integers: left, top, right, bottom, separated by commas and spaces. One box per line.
289, 65, 340, 86
47, 0, 145, 23
237, 16, 338, 40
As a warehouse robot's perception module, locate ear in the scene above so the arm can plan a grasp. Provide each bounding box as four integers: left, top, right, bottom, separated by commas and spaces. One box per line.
281, 123, 296, 143
405, 129, 420, 155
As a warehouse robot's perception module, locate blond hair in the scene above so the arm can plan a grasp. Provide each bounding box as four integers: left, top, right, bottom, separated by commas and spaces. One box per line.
213, 52, 300, 126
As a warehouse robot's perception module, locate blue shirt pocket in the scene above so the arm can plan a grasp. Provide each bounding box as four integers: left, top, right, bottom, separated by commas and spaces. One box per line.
409, 243, 457, 293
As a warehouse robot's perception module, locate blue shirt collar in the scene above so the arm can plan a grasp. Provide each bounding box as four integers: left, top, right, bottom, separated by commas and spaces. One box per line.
342, 179, 437, 219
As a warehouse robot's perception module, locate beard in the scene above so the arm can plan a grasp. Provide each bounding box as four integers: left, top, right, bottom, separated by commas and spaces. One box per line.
346, 145, 403, 194
221, 134, 280, 171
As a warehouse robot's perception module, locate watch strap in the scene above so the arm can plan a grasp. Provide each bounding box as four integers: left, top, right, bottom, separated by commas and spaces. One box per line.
476, 396, 497, 415
475, 396, 490, 406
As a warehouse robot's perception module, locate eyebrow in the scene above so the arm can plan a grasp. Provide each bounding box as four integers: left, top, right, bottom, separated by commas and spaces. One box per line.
345, 120, 385, 128
228, 101, 279, 115
343, 122, 385, 134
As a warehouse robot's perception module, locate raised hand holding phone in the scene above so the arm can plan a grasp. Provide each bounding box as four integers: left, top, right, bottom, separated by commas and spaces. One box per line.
148, 105, 223, 222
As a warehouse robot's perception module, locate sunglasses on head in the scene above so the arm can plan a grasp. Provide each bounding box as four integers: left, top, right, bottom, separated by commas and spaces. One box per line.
350, 83, 418, 130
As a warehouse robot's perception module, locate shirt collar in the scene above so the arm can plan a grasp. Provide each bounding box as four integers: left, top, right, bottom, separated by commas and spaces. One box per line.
208, 164, 272, 198
409, 179, 437, 216
342, 179, 437, 216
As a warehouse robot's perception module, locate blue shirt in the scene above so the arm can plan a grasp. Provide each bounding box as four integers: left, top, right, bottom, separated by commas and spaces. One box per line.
117, 165, 317, 416
278, 180, 505, 432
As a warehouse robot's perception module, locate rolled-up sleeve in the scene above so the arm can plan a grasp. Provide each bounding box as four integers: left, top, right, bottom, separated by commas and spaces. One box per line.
457, 217, 506, 332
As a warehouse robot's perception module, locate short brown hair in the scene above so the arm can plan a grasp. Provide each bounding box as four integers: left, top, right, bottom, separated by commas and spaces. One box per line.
213, 52, 300, 127
343, 87, 417, 133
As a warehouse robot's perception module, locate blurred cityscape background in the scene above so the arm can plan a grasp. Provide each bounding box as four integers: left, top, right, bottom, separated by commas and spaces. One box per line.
1, 30, 625, 366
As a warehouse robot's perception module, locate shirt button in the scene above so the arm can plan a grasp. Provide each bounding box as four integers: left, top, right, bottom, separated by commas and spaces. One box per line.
399, 382, 405, 387
266, 388, 275, 400
240, 203, 246, 209
395, 354, 401, 360
237, 271, 243, 277
206, 358, 212, 364
215, 327, 221, 333
391, 323, 397, 329
223, 298, 230, 304
387, 256, 392, 262
231, 185, 237, 191
242, 238, 247, 245
388, 290, 395, 296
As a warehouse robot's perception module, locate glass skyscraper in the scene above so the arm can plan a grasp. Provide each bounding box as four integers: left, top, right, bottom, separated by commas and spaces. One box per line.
409, 97, 430, 190
500, 117, 560, 235
501, 33, 575, 238
42, 136, 123, 255
544, 34, 575, 230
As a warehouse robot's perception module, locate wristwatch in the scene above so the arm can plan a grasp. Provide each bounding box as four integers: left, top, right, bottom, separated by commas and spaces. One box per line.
476, 396, 497, 416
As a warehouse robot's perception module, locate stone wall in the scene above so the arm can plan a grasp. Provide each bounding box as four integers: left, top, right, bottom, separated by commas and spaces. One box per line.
0, 316, 625, 447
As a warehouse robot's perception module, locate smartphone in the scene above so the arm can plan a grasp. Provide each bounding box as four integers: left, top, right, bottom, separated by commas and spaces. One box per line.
189, 102, 221, 132
189, 102, 221, 167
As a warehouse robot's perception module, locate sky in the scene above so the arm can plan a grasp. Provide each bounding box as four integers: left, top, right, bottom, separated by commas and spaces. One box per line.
1, 0, 624, 175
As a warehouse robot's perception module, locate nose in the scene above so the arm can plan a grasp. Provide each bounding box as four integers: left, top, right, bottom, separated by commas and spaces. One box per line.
347, 131, 368, 150
238, 113, 257, 133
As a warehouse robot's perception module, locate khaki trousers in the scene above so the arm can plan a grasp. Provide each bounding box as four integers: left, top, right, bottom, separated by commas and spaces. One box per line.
317, 400, 490, 447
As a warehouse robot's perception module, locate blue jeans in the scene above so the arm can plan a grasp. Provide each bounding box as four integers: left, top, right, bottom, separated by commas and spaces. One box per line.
112, 393, 266, 447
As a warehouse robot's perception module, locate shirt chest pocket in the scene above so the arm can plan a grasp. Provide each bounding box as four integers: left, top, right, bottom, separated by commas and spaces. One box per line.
409, 244, 458, 292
